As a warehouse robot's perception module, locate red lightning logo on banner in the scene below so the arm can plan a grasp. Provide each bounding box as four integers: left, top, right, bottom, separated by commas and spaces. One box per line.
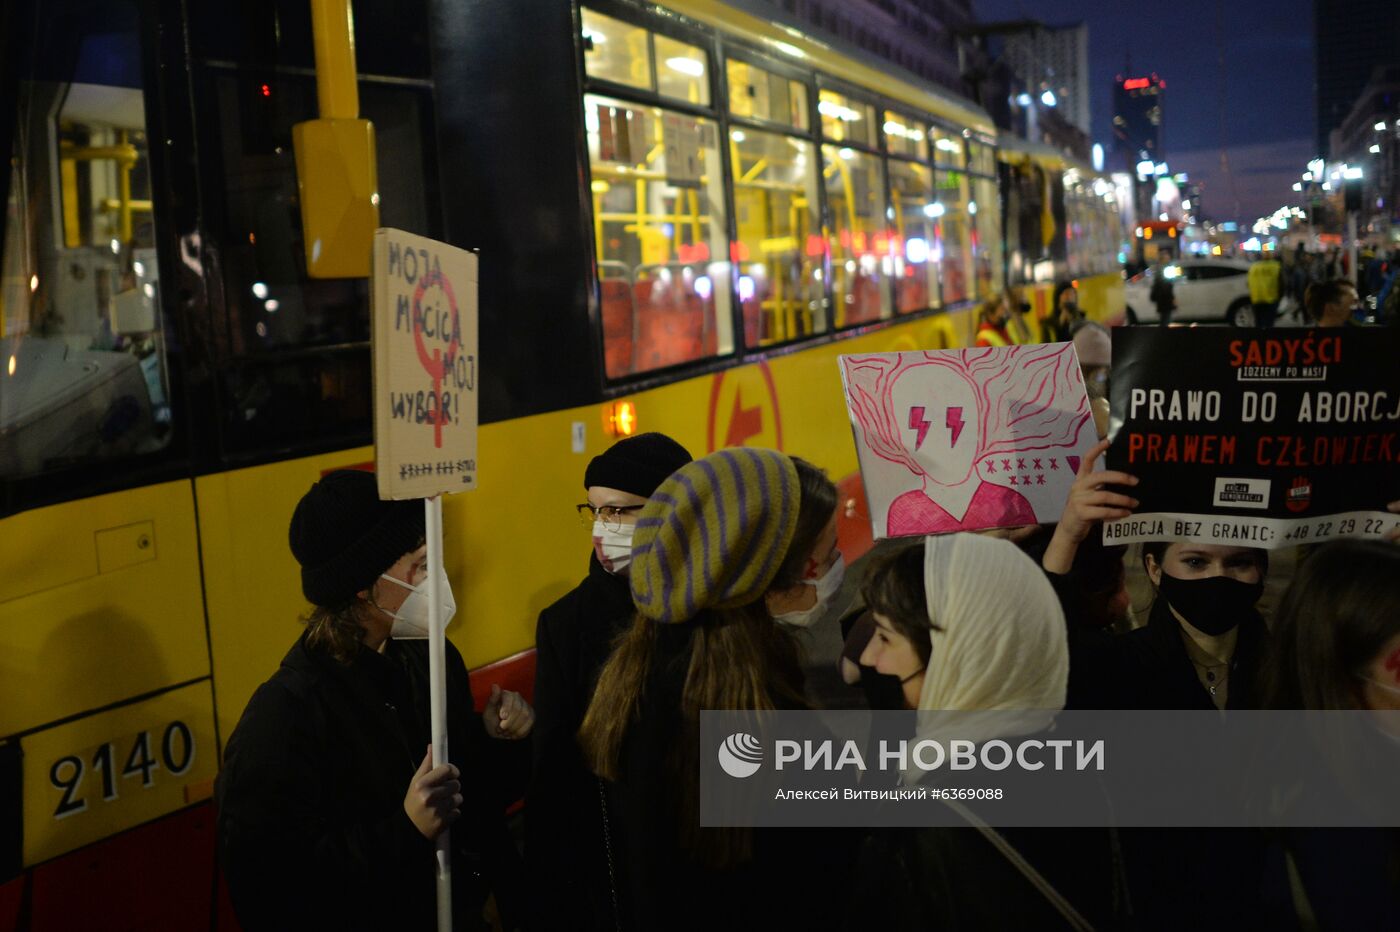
946, 407, 965, 447
908, 407, 931, 450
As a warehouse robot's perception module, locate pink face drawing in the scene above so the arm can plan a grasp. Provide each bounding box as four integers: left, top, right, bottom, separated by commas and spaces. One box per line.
890, 362, 979, 486
845, 345, 1090, 489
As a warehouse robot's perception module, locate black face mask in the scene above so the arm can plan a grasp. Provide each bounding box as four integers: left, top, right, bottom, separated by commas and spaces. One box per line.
1157, 572, 1263, 636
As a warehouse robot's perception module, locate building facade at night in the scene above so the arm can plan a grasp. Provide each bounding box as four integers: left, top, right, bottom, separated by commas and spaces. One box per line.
1328, 66, 1400, 245
750, 0, 974, 94
1315, 0, 1400, 158
999, 23, 1091, 135
1111, 74, 1166, 172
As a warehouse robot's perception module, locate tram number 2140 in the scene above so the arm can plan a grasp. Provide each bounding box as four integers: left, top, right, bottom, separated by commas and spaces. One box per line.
49, 721, 195, 819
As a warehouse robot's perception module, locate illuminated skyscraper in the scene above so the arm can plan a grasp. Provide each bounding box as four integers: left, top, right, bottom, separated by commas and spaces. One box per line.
1112, 74, 1165, 172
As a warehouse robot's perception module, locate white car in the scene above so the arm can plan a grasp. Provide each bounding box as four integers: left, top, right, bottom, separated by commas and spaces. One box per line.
1124, 258, 1255, 325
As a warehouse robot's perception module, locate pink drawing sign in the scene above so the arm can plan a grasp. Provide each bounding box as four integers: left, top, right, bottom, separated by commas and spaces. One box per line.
839, 343, 1095, 538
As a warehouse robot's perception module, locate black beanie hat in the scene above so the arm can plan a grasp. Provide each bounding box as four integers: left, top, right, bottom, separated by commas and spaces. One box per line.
288, 470, 426, 608
582, 432, 692, 497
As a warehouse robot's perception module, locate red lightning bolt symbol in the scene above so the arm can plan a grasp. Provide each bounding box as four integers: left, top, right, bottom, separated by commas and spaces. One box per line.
908, 406, 931, 450
946, 406, 965, 447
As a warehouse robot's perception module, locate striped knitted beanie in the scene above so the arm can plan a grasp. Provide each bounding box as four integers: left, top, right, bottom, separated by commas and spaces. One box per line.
630, 448, 800, 624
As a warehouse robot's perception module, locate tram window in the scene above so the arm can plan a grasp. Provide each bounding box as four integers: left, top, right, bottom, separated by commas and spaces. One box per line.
817, 91, 876, 147
886, 160, 937, 314
931, 127, 966, 168
967, 141, 996, 175
934, 169, 973, 305
585, 95, 733, 378
204, 71, 437, 455
882, 112, 927, 161
972, 176, 1003, 298
726, 60, 809, 131
655, 36, 710, 107
821, 145, 890, 326
208, 73, 435, 355
729, 129, 827, 345
581, 9, 653, 92
1, 0, 174, 480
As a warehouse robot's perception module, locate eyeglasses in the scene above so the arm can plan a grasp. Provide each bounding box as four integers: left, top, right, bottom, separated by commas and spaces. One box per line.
577, 503, 646, 532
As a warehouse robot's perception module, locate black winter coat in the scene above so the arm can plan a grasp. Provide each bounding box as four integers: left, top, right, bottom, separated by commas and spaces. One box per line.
605, 618, 851, 932
527, 555, 636, 930
850, 818, 1125, 930
216, 632, 529, 931
1055, 590, 1271, 929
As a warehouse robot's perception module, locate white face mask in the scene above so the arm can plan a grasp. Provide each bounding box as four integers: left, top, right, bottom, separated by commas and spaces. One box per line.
592, 520, 635, 575
773, 554, 846, 629
377, 566, 456, 639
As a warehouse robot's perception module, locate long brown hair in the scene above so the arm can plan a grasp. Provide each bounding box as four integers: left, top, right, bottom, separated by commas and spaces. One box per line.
767, 457, 838, 592
579, 459, 833, 869
1260, 540, 1400, 710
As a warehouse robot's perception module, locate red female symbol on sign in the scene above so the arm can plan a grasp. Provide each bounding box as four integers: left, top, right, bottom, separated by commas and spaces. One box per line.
411, 267, 460, 449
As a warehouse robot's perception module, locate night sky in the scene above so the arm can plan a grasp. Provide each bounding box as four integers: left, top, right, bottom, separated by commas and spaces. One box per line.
974, 0, 1316, 224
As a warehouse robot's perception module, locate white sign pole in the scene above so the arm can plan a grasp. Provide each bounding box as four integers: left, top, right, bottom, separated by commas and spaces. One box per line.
424, 494, 451, 931
371, 228, 478, 931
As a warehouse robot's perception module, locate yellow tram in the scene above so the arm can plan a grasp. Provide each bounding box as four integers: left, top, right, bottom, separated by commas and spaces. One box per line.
0, 0, 1122, 925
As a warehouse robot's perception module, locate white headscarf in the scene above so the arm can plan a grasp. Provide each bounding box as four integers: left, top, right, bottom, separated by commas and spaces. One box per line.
906, 533, 1070, 784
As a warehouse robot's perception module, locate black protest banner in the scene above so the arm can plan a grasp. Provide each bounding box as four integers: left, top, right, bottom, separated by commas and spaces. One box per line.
1104, 327, 1400, 548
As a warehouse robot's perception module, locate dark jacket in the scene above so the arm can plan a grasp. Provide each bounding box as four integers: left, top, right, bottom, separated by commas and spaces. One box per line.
216, 632, 529, 931
1050, 582, 1271, 928
850, 817, 1125, 930
527, 555, 636, 930
604, 618, 849, 932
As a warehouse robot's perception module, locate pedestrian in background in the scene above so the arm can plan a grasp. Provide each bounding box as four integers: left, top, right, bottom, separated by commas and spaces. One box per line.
1149, 258, 1175, 326
1247, 254, 1282, 328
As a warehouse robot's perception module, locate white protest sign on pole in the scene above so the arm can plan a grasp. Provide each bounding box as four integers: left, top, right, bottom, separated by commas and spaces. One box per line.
839, 343, 1095, 538
371, 228, 478, 932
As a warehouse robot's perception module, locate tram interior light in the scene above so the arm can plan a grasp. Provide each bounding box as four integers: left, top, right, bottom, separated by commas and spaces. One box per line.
665, 57, 705, 77
923, 202, 945, 218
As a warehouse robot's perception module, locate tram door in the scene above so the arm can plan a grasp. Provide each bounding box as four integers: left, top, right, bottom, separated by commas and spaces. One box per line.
0, 0, 218, 912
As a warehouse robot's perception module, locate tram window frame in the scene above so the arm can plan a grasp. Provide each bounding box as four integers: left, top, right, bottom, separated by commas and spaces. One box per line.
579, 5, 742, 383
812, 77, 892, 330
0, 0, 194, 518
190, 56, 445, 463
883, 144, 939, 317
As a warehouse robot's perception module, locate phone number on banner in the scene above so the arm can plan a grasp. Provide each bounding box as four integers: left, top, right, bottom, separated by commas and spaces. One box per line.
1102, 510, 1400, 549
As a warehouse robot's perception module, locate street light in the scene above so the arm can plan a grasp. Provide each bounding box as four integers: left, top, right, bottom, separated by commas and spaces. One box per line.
1376, 121, 1388, 132
1370, 144, 1381, 154
1041, 89, 1057, 107
1016, 92, 1032, 107
1293, 182, 1303, 191
1343, 166, 1363, 180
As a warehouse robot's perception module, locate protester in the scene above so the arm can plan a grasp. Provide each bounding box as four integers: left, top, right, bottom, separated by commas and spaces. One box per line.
578, 449, 844, 930
849, 534, 1123, 929
1046, 280, 1085, 343
1149, 258, 1175, 326
1247, 254, 1283, 328
528, 432, 691, 931
1041, 441, 1270, 711
974, 293, 1013, 347
216, 470, 532, 931
1040, 442, 1271, 927
1304, 278, 1361, 326
1256, 541, 1400, 927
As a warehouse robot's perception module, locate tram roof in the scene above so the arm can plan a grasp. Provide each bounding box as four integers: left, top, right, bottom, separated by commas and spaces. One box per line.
669, 0, 997, 137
